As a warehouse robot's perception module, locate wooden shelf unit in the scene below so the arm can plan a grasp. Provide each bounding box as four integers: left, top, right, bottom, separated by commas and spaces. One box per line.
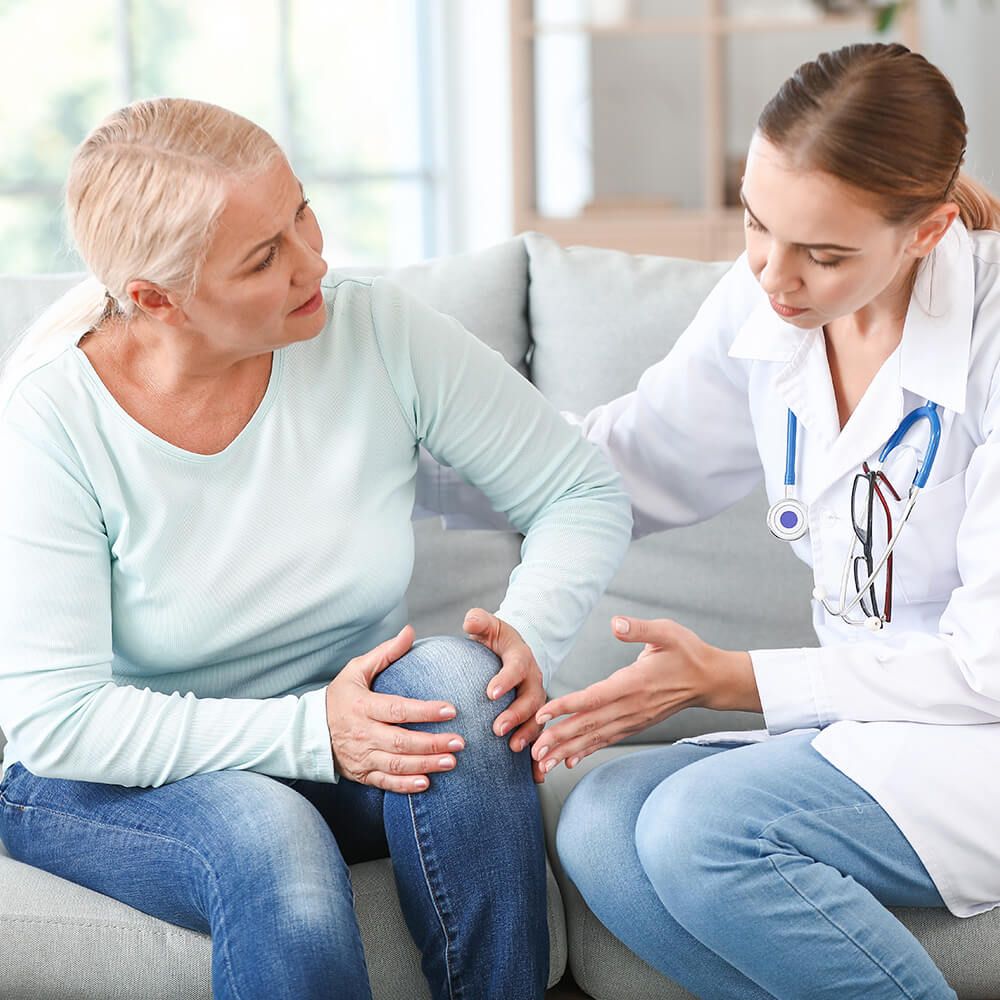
511, 0, 920, 260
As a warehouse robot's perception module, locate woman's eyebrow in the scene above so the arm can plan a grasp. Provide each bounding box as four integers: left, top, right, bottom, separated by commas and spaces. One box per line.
738, 190, 861, 253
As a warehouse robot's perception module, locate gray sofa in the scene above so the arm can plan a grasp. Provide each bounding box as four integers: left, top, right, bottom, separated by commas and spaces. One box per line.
2, 235, 998, 999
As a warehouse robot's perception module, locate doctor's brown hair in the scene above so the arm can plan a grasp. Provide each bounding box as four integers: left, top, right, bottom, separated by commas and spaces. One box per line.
758, 43, 1000, 232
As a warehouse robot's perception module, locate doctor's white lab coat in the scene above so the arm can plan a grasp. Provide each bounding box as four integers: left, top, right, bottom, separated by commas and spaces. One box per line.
578, 220, 1000, 918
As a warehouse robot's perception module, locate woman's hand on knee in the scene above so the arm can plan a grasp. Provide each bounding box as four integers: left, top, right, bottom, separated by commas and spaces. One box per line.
463, 609, 547, 779
324, 625, 466, 793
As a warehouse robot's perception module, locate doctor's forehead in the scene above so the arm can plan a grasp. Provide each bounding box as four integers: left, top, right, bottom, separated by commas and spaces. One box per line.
741, 134, 885, 246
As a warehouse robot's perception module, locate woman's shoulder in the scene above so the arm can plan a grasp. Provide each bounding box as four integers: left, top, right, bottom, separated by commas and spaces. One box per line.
0, 345, 90, 427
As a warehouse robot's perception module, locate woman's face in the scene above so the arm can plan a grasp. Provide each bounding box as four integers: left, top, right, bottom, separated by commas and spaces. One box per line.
175, 157, 329, 358
741, 134, 916, 328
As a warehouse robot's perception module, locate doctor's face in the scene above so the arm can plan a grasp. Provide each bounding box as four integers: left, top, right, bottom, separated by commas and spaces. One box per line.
741, 134, 916, 328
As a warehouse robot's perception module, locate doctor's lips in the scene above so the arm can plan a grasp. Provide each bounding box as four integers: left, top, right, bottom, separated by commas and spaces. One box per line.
769, 298, 809, 319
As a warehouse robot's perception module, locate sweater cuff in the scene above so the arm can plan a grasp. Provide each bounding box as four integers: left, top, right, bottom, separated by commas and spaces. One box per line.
300, 686, 338, 783
750, 647, 828, 734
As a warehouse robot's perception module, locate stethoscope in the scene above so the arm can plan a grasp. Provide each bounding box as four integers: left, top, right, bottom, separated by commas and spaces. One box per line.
766, 401, 942, 628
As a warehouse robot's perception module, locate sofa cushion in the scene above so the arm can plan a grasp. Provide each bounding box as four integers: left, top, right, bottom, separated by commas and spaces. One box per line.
525, 232, 816, 742
0, 838, 567, 998
539, 744, 1000, 1000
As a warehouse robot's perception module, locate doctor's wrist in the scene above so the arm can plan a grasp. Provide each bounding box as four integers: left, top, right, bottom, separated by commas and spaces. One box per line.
703, 650, 762, 714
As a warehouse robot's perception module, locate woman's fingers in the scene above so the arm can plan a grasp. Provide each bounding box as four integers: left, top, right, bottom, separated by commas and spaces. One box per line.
533, 698, 634, 765
366, 749, 458, 777
366, 690, 457, 725
363, 771, 435, 795
347, 625, 416, 685
368, 721, 465, 757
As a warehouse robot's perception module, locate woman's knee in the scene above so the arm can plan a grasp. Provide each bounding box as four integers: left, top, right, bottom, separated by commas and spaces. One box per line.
373, 635, 508, 722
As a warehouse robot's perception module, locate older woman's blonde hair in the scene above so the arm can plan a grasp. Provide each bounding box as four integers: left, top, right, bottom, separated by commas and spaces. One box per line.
1, 98, 283, 407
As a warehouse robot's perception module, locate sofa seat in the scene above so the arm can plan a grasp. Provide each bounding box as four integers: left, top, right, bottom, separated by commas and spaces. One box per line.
0, 838, 566, 999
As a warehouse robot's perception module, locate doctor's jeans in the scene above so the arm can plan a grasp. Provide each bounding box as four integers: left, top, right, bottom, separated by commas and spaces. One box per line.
0, 636, 549, 1000
557, 732, 955, 1000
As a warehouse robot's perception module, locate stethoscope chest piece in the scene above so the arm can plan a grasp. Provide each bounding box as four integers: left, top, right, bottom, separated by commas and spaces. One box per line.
767, 496, 809, 541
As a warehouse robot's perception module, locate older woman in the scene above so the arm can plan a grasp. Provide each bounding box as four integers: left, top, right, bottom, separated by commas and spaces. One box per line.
0, 99, 632, 1000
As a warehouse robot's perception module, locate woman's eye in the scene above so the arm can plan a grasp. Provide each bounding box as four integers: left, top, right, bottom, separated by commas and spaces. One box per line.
254, 246, 277, 272
809, 255, 843, 269
744, 214, 765, 233
296, 198, 311, 221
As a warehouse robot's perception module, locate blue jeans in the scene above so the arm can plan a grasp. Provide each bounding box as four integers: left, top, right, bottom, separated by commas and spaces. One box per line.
0, 636, 548, 1000
557, 733, 954, 1000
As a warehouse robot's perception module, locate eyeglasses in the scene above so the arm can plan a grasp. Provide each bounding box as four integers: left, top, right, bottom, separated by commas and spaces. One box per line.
850, 462, 902, 624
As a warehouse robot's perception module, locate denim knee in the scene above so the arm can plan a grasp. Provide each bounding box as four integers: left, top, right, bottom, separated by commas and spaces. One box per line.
634, 764, 744, 921
373, 635, 510, 723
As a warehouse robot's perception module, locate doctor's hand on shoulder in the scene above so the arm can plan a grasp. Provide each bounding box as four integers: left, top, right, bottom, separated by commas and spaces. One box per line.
531, 617, 760, 777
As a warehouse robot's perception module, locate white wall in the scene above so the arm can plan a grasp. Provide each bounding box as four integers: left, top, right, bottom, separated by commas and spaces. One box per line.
919, 0, 1000, 193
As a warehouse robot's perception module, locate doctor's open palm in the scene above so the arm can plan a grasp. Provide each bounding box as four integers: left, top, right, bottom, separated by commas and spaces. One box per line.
532, 616, 762, 775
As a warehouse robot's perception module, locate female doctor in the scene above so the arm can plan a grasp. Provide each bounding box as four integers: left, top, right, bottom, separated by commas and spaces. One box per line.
528, 42, 1000, 1000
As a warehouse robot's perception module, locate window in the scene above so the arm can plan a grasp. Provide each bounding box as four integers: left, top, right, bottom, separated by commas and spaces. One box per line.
0, 0, 445, 272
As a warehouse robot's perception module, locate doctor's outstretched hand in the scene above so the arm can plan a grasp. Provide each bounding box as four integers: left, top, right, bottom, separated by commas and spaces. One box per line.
531, 616, 762, 777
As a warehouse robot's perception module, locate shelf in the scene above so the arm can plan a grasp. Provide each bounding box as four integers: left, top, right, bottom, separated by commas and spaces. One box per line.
510, 0, 919, 262
516, 13, 883, 37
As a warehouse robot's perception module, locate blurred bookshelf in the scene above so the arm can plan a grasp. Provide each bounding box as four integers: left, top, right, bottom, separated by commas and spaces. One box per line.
511, 0, 919, 260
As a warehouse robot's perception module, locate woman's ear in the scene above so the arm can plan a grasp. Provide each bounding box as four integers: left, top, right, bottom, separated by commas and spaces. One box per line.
126, 281, 186, 325
907, 202, 961, 259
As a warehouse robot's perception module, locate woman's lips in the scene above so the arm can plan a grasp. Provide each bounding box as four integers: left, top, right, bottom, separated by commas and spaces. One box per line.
769, 297, 808, 319
290, 289, 323, 316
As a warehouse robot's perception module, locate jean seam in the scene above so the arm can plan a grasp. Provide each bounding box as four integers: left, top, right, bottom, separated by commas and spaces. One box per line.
1, 797, 247, 1000
761, 847, 920, 1000
753, 800, 876, 847
407, 792, 457, 1000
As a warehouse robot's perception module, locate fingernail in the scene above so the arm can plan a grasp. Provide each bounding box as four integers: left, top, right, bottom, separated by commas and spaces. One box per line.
447, 738, 464, 751
536, 745, 549, 759
544, 759, 556, 773
537, 713, 552, 725
498, 720, 510, 736
568, 756, 580, 768
490, 686, 502, 700
513, 738, 525, 752
614, 618, 630, 634
438, 757, 454, 769
413, 777, 428, 790
465, 613, 482, 625
439, 706, 456, 719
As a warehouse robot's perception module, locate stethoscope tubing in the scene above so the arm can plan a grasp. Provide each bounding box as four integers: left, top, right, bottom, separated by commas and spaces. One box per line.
770, 400, 942, 628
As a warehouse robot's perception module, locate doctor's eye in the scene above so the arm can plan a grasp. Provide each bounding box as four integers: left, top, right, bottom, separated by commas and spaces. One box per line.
808, 254, 845, 269
744, 213, 766, 233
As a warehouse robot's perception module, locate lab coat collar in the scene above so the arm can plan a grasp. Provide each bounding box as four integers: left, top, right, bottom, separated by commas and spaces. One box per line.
727, 221, 974, 499
727, 220, 974, 414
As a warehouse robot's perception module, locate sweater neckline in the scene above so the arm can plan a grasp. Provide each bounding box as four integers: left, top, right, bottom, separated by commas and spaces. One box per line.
71, 345, 285, 462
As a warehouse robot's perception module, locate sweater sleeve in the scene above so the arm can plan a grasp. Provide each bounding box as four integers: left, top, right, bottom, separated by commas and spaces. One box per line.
0, 389, 336, 787
368, 278, 633, 684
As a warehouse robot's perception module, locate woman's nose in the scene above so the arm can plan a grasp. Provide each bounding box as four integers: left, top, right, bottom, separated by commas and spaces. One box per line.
758, 250, 801, 297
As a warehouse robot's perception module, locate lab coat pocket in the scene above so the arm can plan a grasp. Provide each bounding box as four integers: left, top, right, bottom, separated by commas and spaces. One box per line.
889, 469, 967, 606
